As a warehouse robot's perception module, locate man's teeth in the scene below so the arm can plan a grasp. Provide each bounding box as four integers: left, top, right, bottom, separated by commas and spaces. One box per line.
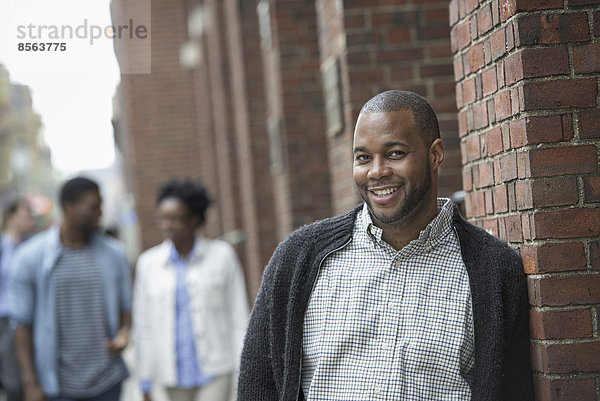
372, 188, 397, 196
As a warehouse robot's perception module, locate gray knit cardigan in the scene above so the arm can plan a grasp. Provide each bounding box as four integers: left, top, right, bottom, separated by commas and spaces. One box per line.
237, 205, 534, 401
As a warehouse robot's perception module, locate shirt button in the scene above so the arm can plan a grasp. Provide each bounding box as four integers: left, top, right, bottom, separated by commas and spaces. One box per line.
374, 386, 381, 394
381, 343, 389, 350
370, 226, 377, 235
395, 260, 402, 268
425, 245, 432, 252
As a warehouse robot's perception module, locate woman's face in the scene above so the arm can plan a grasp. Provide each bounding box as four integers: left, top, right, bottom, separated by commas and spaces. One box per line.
154, 197, 199, 245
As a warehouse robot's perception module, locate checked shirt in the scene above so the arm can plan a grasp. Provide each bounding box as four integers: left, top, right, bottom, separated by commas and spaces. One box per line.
301, 199, 475, 400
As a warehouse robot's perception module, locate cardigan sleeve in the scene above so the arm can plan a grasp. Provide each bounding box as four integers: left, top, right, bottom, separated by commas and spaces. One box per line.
236, 256, 279, 401
500, 251, 535, 401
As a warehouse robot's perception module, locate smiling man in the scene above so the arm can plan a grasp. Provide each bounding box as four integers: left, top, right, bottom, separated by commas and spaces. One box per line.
237, 90, 534, 401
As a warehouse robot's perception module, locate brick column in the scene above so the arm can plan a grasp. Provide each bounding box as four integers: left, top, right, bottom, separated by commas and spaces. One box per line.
223, 0, 278, 297
203, 0, 242, 236
188, 25, 221, 239
450, 0, 600, 397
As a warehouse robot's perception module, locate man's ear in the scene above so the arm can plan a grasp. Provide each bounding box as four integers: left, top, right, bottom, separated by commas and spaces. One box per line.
429, 138, 444, 169
62, 202, 73, 218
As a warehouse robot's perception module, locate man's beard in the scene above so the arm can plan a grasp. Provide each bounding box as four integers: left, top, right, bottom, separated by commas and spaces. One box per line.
360, 161, 432, 225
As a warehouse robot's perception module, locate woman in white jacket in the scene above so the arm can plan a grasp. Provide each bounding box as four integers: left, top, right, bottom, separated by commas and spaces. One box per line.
133, 179, 249, 401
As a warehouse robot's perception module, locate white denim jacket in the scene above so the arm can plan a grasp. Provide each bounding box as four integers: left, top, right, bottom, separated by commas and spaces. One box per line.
133, 237, 249, 386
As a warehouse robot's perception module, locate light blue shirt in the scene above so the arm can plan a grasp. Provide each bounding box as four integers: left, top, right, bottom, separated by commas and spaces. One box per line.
0, 234, 18, 317
140, 243, 214, 393
9, 227, 132, 397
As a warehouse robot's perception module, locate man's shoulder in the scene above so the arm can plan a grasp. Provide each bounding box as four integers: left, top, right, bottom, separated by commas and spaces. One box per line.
94, 233, 127, 256
452, 209, 523, 270
269, 206, 360, 267
17, 228, 56, 253
454, 216, 516, 252
10, 229, 57, 272
286, 206, 360, 243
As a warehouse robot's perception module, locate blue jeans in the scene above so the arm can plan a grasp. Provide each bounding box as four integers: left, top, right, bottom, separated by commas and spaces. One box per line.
0, 318, 23, 401
49, 382, 121, 401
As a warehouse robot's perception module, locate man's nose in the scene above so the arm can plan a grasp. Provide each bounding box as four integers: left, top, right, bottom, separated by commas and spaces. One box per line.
367, 156, 392, 180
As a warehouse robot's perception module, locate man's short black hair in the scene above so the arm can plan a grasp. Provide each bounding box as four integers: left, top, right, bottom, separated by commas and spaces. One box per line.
157, 179, 212, 225
59, 177, 99, 208
359, 90, 441, 144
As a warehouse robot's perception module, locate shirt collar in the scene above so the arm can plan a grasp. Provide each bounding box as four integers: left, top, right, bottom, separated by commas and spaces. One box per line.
167, 237, 206, 265
358, 198, 454, 251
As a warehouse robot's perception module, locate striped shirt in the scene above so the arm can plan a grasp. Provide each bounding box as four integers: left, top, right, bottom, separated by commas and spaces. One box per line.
54, 245, 128, 398
302, 199, 475, 400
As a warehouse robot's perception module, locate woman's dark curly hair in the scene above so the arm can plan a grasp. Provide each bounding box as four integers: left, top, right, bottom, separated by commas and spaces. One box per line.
156, 179, 212, 225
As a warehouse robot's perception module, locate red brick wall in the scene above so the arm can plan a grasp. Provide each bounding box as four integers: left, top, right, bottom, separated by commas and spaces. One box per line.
113, 0, 469, 298
450, 0, 600, 396
263, 0, 333, 239
340, 0, 463, 199
113, 0, 201, 250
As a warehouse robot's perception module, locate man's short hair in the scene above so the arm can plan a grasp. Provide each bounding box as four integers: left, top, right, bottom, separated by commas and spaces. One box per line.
157, 179, 212, 225
359, 90, 441, 144
59, 177, 99, 208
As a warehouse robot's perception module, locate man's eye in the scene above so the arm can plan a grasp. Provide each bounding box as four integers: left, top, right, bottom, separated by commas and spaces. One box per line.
355, 155, 370, 162
389, 150, 405, 157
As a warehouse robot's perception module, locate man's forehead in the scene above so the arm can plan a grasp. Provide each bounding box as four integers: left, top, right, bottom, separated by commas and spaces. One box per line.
354, 109, 416, 137
75, 189, 102, 204
358, 109, 415, 122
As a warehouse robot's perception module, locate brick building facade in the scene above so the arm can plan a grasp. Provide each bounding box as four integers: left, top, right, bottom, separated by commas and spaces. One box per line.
450, 0, 600, 397
112, 0, 599, 399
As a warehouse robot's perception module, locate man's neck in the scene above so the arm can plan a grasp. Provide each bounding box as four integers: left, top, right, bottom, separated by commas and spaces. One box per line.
377, 200, 440, 251
60, 225, 92, 249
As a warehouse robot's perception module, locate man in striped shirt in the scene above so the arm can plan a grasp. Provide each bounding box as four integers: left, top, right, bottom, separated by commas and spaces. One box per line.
10, 177, 132, 401
238, 90, 534, 400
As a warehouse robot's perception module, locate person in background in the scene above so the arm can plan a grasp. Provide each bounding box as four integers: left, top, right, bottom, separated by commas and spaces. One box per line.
10, 177, 132, 401
133, 179, 248, 401
0, 199, 35, 401
237, 90, 533, 401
